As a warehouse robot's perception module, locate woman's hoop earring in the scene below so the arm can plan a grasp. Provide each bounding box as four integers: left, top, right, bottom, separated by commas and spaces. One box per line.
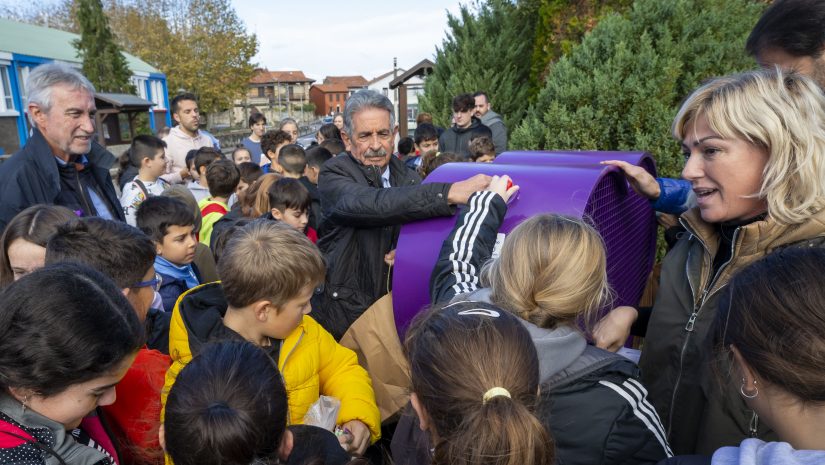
740, 378, 758, 399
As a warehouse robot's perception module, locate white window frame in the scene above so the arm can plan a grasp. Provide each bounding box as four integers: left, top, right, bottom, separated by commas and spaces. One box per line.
0, 64, 18, 115
150, 80, 166, 110
131, 76, 148, 100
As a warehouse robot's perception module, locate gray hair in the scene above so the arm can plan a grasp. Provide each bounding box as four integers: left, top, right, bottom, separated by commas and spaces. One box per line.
279, 117, 298, 129
343, 90, 395, 139
26, 62, 96, 114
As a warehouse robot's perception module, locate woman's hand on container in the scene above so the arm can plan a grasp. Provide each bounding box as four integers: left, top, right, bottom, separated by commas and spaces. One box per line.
601, 160, 660, 200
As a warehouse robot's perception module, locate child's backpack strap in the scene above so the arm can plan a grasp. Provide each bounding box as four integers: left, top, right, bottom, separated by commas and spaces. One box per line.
133, 179, 151, 200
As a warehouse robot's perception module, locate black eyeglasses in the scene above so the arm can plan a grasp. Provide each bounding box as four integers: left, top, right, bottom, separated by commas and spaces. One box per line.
133, 273, 162, 292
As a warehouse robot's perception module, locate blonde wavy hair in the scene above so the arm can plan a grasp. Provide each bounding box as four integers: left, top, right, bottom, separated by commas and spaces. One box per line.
673, 68, 825, 225
480, 214, 612, 331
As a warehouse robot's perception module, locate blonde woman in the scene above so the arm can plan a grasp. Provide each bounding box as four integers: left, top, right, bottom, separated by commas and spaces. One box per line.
424, 176, 671, 465
596, 68, 825, 456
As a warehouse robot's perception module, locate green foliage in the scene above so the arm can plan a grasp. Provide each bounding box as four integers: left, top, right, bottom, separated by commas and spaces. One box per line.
512, 0, 766, 179
419, 0, 537, 130
528, 0, 632, 98
107, 0, 259, 114
73, 0, 135, 93
134, 112, 153, 136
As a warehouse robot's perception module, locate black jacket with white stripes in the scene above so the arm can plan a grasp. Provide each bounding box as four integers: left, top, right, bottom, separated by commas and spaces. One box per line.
430, 191, 671, 465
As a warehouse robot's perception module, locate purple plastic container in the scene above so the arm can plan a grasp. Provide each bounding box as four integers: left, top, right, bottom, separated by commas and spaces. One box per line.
391, 151, 658, 336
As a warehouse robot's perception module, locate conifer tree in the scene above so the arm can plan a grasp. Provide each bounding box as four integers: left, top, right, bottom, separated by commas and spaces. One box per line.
419, 0, 538, 130
512, 0, 765, 179
73, 0, 135, 94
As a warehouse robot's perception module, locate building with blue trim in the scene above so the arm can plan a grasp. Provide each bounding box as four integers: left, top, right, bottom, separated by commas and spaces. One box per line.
0, 18, 170, 154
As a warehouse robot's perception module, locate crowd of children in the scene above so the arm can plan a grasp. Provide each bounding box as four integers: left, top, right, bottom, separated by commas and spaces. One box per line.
5, 25, 825, 465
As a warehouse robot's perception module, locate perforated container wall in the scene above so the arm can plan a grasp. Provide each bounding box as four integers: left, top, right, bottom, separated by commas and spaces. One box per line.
584, 155, 658, 311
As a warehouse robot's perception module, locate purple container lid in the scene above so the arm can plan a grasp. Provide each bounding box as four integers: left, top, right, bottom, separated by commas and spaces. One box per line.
392, 151, 658, 336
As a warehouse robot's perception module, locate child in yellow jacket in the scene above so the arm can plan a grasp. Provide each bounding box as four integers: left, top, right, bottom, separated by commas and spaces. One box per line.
162, 220, 380, 454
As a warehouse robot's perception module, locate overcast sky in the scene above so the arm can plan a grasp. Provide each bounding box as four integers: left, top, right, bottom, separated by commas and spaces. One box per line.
2, 0, 465, 81
234, 0, 464, 82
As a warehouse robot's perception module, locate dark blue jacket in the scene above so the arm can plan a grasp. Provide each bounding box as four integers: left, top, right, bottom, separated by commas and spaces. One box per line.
0, 128, 124, 232
158, 263, 202, 313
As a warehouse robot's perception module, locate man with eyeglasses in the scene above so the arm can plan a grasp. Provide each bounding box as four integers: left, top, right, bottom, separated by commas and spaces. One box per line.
314, 89, 491, 339
438, 93, 493, 159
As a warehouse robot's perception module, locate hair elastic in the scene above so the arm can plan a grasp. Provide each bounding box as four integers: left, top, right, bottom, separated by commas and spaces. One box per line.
482, 387, 511, 404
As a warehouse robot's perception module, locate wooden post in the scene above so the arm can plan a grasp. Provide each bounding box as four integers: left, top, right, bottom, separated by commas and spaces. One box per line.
95, 113, 105, 145
128, 112, 136, 140
398, 84, 408, 138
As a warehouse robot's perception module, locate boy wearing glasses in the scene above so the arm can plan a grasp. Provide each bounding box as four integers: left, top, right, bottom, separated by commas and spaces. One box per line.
438, 93, 492, 159
137, 196, 201, 313
44, 217, 171, 464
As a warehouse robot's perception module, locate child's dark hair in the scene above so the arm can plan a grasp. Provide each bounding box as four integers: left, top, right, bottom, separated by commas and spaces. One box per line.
118, 135, 166, 177
230, 146, 252, 163
261, 130, 292, 160
185, 149, 198, 172
136, 196, 195, 243
0, 262, 144, 397
248, 112, 267, 127
0, 205, 77, 286
193, 147, 222, 177
238, 162, 264, 185
320, 138, 346, 156
212, 219, 253, 265
318, 122, 341, 141
452, 93, 475, 112
419, 151, 463, 179
469, 136, 495, 161
206, 159, 241, 198
715, 247, 825, 404
746, 0, 825, 58
405, 300, 554, 465
398, 136, 415, 156
164, 340, 287, 465
128, 135, 166, 168
278, 144, 307, 176
414, 123, 439, 145
305, 146, 333, 169
161, 186, 202, 234
45, 218, 155, 289
268, 178, 311, 213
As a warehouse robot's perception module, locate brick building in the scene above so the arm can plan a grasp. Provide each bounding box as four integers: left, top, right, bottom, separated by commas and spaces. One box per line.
310, 83, 349, 116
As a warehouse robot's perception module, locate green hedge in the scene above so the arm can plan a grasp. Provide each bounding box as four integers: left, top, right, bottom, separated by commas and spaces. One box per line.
512, 0, 765, 179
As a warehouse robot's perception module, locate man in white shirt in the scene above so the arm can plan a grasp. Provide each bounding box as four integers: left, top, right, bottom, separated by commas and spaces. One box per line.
162, 93, 212, 184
